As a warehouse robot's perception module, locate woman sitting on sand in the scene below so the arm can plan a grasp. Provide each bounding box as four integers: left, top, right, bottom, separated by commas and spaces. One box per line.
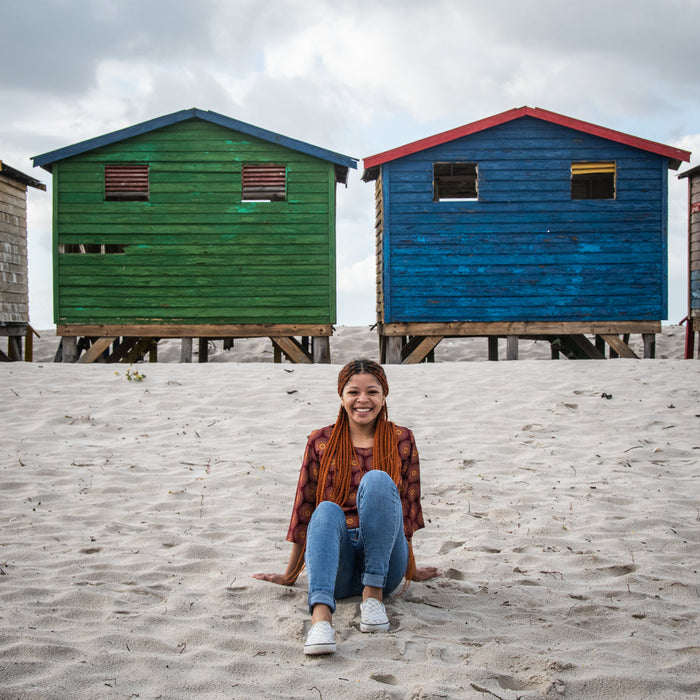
253, 359, 440, 655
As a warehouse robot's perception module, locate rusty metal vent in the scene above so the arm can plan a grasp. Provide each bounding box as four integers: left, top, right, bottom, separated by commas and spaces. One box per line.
105, 164, 149, 201
241, 164, 286, 201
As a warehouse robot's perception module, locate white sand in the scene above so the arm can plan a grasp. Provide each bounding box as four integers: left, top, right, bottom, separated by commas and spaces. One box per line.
1, 327, 698, 699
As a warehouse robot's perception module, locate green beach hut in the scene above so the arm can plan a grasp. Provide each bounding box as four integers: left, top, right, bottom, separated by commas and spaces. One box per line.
33, 109, 357, 362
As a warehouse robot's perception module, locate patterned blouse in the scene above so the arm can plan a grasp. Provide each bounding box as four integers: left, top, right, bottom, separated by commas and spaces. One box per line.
286, 424, 425, 545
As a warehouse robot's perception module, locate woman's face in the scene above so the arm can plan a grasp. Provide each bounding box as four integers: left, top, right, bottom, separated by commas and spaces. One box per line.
340, 372, 385, 430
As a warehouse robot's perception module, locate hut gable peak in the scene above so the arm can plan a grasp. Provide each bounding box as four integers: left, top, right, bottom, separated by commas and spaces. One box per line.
362, 106, 691, 179
32, 108, 357, 181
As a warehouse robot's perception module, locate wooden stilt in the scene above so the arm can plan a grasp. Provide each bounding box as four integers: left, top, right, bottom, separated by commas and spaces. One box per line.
595, 335, 605, 354
402, 336, 442, 364
488, 336, 499, 361
312, 336, 331, 363
108, 338, 136, 362
567, 334, 606, 359
180, 338, 193, 363
600, 334, 638, 359
198, 338, 209, 363
642, 333, 656, 359
506, 335, 519, 360
383, 336, 403, 364
78, 337, 117, 363
270, 336, 313, 363
25, 327, 35, 362
8, 336, 22, 361
62, 336, 78, 363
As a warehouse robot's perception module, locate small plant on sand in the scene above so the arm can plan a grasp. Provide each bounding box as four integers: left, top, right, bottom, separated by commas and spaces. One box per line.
114, 367, 146, 382
126, 367, 146, 382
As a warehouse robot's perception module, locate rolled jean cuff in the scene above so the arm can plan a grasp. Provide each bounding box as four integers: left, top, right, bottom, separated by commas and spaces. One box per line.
361, 572, 386, 589
308, 590, 336, 615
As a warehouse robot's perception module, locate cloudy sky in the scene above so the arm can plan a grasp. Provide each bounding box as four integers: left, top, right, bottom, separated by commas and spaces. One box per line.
2, 0, 699, 329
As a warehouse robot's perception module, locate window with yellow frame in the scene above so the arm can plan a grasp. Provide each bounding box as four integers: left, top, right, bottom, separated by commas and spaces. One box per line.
571, 162, 616, 200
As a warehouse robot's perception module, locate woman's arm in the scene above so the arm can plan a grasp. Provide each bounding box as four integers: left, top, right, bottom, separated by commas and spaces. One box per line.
252, 542, 305, 586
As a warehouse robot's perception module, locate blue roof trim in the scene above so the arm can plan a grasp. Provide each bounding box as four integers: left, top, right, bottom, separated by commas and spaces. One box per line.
32, 108, 358, 172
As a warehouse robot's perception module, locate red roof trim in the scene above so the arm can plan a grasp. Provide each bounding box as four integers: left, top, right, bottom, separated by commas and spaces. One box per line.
363, 106, 691, 172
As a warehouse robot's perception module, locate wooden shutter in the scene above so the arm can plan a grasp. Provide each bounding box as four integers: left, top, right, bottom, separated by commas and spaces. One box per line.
241, 164, 286, 201
571, 162, 616, 176
105, 164, 149, 200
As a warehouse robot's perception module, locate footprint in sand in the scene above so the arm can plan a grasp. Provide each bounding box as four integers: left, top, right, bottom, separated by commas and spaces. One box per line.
443, 567, 465, 580
370, 673, 399, 686
438, 540, 465, 554
599, 564, 637, 577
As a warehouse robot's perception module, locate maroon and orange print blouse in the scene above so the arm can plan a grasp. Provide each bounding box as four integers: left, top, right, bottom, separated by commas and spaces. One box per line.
286, 424, 425, 545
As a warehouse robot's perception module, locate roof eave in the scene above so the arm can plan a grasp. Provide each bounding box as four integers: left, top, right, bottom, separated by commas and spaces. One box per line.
0, 160, 46, 190
32, 108, 358, 172
363, 106, 691, 171
678, 163, 700, 179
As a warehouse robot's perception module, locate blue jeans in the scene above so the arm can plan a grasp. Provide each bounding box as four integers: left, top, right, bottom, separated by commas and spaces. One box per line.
305, 469, 408, 614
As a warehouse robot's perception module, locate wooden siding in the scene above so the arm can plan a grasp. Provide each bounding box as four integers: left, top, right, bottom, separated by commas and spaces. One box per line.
690, 173, 700, 318
52, 119, 337, 325
0, 174, 29, 322
381, 117, 669, 324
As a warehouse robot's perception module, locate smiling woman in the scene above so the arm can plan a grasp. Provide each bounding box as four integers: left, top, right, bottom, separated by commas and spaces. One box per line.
340, 371, 385, 440
252, 358, 440, 655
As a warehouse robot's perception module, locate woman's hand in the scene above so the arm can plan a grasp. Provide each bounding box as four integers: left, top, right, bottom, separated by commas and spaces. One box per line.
251, 572, 295, 586
412, 566, 441, 582
252, 542, 304, 587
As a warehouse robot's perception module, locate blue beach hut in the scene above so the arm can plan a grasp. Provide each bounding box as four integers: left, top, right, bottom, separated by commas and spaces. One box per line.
362, 107, 690, 362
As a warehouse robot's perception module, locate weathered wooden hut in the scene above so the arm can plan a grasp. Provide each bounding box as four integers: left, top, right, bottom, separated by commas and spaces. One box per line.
32, 108, 357, 363
678, 164, 700, 358
362, 106, 691, 363
0, 160, 45, 361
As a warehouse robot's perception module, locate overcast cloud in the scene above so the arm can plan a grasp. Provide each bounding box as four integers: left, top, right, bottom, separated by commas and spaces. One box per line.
2, 0, 699, 328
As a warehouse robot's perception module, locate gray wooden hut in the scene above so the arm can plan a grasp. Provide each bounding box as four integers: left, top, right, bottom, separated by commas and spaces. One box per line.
0, 160, 45, 360
678, 164, 700, 358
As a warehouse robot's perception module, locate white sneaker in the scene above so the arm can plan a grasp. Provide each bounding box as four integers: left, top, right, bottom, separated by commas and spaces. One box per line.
304, 621, 336, 655
360, 598, 390, 632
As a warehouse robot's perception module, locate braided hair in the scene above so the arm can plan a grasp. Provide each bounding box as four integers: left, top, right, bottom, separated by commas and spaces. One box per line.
315, 359, 402, 506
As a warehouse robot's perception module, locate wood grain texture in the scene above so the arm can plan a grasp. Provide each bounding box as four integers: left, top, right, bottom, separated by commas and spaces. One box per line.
376, 117, 670, 324
0, 174, 29, 322
688, 172, 700, 315
52, 119, 339, 326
